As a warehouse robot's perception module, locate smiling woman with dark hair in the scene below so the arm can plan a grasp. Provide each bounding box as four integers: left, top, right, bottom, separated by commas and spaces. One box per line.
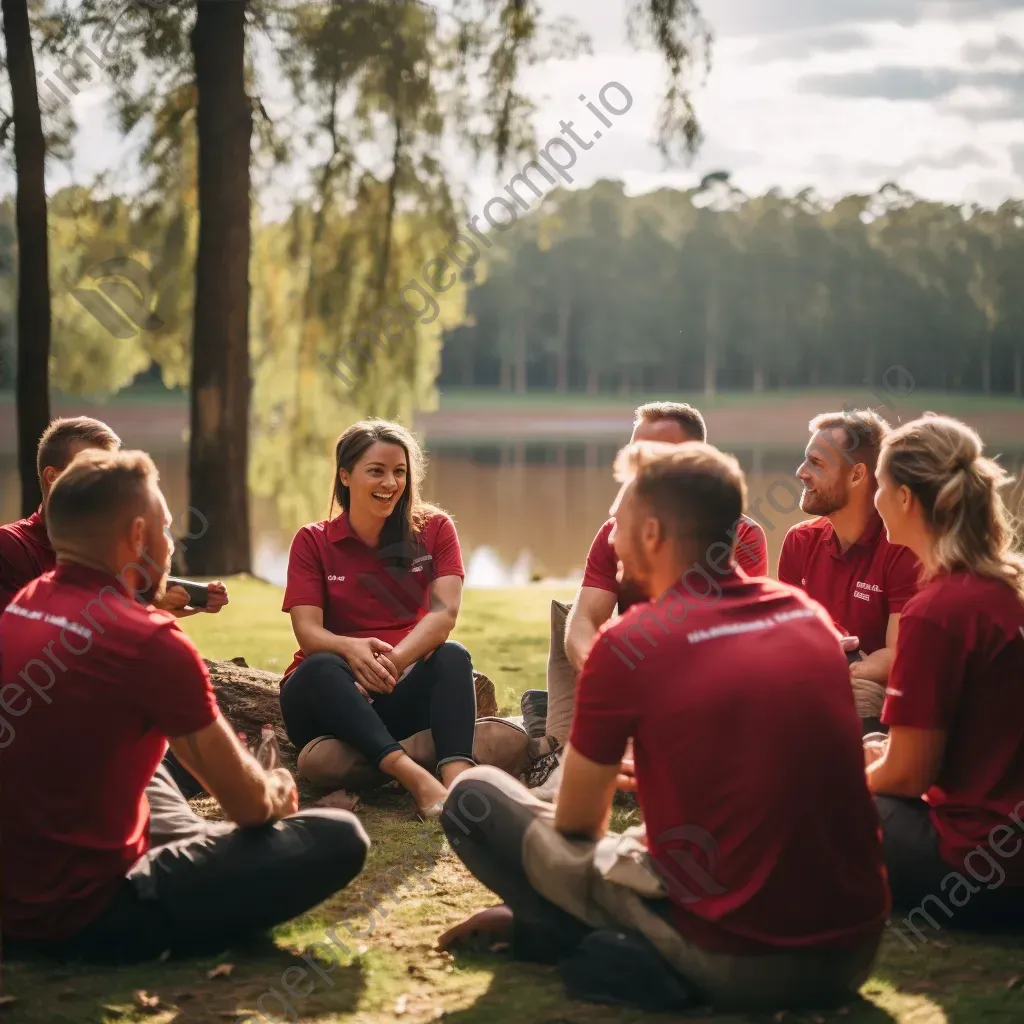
279, 419, 478, 819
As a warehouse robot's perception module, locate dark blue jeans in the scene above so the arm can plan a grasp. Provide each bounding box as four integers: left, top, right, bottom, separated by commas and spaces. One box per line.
280, 642, 477, 768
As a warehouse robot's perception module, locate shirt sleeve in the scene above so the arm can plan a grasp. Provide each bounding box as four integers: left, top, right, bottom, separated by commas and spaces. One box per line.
0, 529, 35, 613
777, 528, 802, 587
136, 622, 219, 739
569, 620, 639, 765
735, 518, 769, 577
885, 545, 922, 614
881, 612, 966, 730
581, 520, 620, 595
428, 515, 465, 579
282, 527, 326, 612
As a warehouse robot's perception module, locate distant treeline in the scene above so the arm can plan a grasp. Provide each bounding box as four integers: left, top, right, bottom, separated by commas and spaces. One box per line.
438, 178, 1024, 396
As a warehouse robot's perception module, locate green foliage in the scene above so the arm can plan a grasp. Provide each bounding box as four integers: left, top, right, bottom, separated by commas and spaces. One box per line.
441, 180, 1024, 396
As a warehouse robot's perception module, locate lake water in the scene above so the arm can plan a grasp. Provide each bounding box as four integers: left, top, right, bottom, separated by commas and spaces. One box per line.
4, 442, 1024, 587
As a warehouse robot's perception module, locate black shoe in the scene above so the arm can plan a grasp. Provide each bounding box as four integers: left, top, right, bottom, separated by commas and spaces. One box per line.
559, 929, 696, 1011
520, 689, 549, 739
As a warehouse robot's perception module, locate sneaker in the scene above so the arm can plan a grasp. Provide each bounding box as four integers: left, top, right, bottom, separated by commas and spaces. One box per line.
530, 756, 562, 802
520, 690, 549, 739
559, 929, 695, 1011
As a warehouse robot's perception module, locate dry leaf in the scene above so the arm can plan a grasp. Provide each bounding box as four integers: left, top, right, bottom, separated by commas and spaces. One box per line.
812, 1016, 826, 1024
207, 963, 235, 980
0, 996, 18, 1011
1008, 974, 1024, 991
488, 941, 510, 953
395, 994, 409, 1015
133, 990, 161, 1012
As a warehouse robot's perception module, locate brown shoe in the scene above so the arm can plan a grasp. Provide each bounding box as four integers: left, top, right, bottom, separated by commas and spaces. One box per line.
473, 718, 530, 776
297, 736, 388, 791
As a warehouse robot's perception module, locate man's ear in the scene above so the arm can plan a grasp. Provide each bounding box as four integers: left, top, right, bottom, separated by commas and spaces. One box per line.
850, 462, 868, 488
41, 466, 60, 491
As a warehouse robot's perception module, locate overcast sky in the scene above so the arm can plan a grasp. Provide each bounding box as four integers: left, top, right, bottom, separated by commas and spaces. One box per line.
25, 0, 1024, 215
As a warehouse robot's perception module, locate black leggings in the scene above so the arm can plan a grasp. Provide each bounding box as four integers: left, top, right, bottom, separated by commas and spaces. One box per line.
280, 642, 477, 769
876, 796, 1024, 930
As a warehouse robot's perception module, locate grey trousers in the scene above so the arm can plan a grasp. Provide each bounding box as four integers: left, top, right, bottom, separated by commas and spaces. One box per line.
442, 766, 881, 1012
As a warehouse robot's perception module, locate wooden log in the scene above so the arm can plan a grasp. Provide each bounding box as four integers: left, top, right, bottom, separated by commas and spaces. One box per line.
205, 657, 501, 768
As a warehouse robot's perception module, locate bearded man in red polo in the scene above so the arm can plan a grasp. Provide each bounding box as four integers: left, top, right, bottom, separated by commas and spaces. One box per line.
779, 409, 920, 732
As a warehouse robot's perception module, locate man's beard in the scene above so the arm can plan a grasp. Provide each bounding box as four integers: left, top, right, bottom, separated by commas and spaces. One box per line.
800, 483, 845, 517
617, 539, 654, 603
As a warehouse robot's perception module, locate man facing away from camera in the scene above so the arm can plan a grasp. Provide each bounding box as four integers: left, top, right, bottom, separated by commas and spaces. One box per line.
0, 449, 369, 962
435, 441, 888, 1013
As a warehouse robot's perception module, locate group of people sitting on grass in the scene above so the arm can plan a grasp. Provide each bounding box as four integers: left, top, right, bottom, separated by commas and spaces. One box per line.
1, 400, 1022, 1013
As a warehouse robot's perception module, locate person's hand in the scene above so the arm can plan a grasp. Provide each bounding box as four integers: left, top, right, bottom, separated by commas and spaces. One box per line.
204, 581, 229, 614
343, 637, 399, 694
840, 635, 860, 653
267, 767, 299, 819
156, 585, 191, 614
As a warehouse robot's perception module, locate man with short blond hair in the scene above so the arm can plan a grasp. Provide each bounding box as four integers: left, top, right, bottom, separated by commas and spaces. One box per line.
780, 409, 920, 732
0, 450, 368, 961
437, 442, 887, 1012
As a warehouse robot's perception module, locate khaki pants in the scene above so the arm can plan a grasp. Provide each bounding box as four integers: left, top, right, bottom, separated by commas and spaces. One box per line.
544, 600, 576, 746
443, 766, 881, 1011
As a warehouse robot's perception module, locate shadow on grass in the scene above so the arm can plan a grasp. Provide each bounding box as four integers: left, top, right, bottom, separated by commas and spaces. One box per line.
434, 950, 901, 1024
1, 940, 368, 1024
869, 922, 1024, 1024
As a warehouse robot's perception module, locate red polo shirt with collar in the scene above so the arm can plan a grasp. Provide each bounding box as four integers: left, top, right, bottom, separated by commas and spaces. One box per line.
0, 563, 218, 941
778, 512, 920, 654
882, 572, 1024, 884
282, 511, 465, 680
0, 507, 55, 613
571, 571, 889, 953
582, 515, 769, 614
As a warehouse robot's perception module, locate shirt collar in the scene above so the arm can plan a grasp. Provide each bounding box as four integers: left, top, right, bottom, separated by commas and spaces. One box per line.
825, 511, 884, 556
52, 560, 138, 600
326, 512, 355, 544
27, 505, 49, 540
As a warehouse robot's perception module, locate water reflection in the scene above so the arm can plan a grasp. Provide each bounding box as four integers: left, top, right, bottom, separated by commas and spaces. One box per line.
3, 440, 1023, 588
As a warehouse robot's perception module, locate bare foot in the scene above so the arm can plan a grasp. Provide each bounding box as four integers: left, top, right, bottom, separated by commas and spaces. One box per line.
314, 790, 360, 812
436, 905, 514, 953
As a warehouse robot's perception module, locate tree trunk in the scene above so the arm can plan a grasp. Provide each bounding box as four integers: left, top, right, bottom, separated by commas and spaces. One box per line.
499, 359, 511, 391
703, 288, 718, 398
981, 337, 991, 395
555, 292, 570, 393
1014, 348, 1022, 398
188, 1, 253, 574
461, 348, 474, 387
2, 0, 51, 515
618, 369, 630, 395
752, 365, 765, 393
585, 368, 598, 395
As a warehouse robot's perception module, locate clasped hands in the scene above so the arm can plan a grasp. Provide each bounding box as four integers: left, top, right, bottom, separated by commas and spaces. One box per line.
342, 636, 405, 700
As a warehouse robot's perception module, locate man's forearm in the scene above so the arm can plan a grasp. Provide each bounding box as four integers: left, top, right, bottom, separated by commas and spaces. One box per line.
565, 620, 597, 675
852, 646, 894, 685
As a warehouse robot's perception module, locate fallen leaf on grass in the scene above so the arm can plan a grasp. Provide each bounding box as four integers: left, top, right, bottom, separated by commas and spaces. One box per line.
133, 990, 162, 1012
488, 941, 510, 953
1008, 974, 1024, 991
207, 963, 235, 980
0, 996, 18, 1011
395, 994, 409, 1015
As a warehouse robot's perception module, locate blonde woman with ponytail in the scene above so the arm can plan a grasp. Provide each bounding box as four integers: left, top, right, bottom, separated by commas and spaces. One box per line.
866, 414, 1024, 928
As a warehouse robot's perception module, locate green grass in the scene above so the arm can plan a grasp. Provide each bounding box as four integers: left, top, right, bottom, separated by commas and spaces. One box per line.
3, 577, 1023, 1024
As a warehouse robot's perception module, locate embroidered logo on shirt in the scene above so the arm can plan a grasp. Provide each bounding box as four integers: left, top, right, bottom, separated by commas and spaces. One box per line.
854, 581, 881, 602
801, 578, 807, 586
326, 575, 345, 582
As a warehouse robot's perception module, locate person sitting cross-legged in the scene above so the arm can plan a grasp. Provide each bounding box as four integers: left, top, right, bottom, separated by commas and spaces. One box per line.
437, 442, 888, 1014
281, 420, 528, 821
866, 415, 1024, 929
0, 450, 369, 963
780, 409, 921, 733
532, 402, 768, 797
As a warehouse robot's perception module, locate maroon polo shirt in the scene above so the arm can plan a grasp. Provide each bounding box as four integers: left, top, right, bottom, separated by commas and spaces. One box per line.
582, 515, 769, 614
282, 511, 465, 680
571, 571, 889, 954
0, 563, 218, 941
778, 512, 920, 653
0, 507, 55, 613
882, 572, 1024, 884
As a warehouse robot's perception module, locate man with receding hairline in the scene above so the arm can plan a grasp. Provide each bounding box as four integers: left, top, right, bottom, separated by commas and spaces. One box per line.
0, 449, 369, 961
779, 410, 920, 732
435, 442, 886, 1013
